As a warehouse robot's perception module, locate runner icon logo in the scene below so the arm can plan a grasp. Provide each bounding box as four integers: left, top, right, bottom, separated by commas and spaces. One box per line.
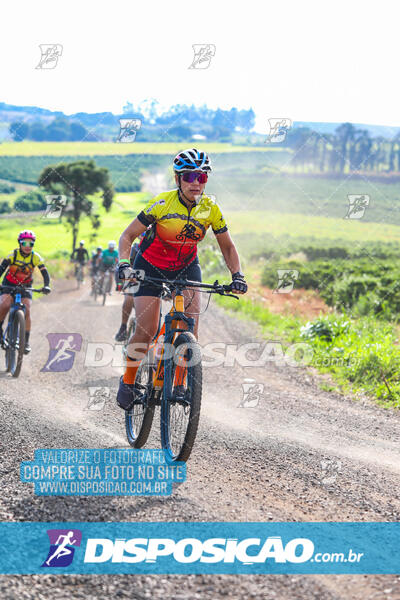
117, 119, 142, 143
239, 378, 264, 407
188, 44, 216, 69
35, 44, 63, 69
41, 333, 82, 372
86, 386, 111, 410
41, 529, 82, 568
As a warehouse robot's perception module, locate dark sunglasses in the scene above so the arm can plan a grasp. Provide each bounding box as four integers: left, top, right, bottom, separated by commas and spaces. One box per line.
181, 172, 208, 184
20, 240, 35, 247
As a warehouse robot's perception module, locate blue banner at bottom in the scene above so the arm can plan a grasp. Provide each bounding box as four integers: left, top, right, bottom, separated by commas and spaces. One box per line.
0, 522, 398, 574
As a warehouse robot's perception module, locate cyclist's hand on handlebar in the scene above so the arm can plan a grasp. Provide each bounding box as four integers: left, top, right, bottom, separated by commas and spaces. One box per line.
231, 272, 248, 294
117, 261, 136, 282
41, 286, 51, 295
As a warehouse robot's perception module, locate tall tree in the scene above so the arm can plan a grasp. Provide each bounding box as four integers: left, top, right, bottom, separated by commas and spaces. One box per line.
38, 160, 114, 251
334, 123, 356, 173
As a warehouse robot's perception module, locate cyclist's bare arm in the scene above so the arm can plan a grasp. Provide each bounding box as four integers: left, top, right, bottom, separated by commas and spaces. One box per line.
119, 218, 147, 261
214, 230, 242, 274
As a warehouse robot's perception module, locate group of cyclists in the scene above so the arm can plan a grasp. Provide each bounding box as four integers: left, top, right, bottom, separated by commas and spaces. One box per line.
71, 239, 118, 295
0, 148, 248, 409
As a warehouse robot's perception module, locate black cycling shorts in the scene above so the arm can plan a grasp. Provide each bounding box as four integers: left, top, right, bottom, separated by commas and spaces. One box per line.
0, 280, 32, 299
132, 253, 202, 298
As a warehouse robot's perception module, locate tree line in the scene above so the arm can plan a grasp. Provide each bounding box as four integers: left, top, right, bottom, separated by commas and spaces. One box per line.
8, 102, 256, 143
9, 117, 93, 142
285, 123, 400, 174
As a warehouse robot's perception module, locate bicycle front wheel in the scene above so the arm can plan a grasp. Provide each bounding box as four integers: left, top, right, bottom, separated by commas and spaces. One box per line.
125, 358, 155, 448
9, 310, 25, 378
161, 331, 202, 463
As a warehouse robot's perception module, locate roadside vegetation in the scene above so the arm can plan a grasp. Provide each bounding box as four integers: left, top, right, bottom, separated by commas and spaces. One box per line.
1, 143, 400, 407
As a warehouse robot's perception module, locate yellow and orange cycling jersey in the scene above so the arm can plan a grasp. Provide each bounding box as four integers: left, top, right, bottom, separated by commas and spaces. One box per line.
3, 249, 45, 285
137, 190, 228, 270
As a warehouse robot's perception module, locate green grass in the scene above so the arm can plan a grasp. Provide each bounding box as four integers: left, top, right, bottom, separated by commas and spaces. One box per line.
212, 170, 400, 226
214, 291, 400, 408
0, 142, 288, 156
227, 210, 400, 243
0, 192, 150, 260
3, 193, 400, 268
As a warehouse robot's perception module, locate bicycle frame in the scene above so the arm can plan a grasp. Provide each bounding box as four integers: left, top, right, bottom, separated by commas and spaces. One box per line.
2, 292, 26, 348
149, 292, 194, 398
1, 285, 44, 344
123, 274, 238, 460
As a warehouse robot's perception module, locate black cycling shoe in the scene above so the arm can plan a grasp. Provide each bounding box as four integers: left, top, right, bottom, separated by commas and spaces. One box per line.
115, 324, 128, 342
24, 342, 31, 355
116, 376, 144, 410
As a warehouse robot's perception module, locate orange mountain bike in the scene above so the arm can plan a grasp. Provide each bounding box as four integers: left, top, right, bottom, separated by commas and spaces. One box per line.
124, 273, 238, 463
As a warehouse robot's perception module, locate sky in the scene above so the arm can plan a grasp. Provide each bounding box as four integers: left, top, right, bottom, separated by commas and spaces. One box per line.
0, 0, 398, 132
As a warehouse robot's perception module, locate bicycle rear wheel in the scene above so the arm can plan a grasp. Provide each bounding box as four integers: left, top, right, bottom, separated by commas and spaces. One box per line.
125, 358, 155, 448
161, 331, 202, 463
8, 310, 25, 378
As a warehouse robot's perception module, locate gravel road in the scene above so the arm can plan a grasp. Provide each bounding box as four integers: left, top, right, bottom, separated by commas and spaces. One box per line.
0, 279, 399, 599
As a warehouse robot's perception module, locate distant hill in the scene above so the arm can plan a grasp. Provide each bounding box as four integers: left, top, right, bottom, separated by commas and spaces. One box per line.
0, 101, 399, 142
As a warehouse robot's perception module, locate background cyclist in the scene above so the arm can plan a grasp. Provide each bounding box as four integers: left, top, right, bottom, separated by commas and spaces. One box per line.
98, 240, 119, 291
90, 246, 103, 295
115, 232, 146, 342
0, 230, 51, 354
116, 148, 247, 410
70, 240, 89, 279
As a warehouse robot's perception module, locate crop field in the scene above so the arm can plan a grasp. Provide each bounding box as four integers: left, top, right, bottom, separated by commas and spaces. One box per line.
0, 142, 288, 156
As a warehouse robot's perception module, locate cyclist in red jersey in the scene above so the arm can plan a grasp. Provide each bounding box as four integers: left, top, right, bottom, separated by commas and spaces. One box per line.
116, 149, 247, 410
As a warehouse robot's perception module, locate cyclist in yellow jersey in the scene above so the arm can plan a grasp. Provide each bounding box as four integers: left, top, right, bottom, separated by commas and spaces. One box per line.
116, 148, 248, 410
0, 230, 51, 354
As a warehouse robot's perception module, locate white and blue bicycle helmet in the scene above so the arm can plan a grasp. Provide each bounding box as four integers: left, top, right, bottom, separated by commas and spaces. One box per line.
173, 148, 212, 173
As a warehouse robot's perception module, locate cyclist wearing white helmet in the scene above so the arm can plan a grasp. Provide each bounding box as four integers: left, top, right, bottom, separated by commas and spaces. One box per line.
0, 230, 51, 354
115, 148, 247, 410
97, 240, 119, 290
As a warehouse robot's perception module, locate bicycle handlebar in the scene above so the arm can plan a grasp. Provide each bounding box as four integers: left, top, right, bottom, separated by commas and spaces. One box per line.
123, 272, 239, 299
0, 285, 46, 294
